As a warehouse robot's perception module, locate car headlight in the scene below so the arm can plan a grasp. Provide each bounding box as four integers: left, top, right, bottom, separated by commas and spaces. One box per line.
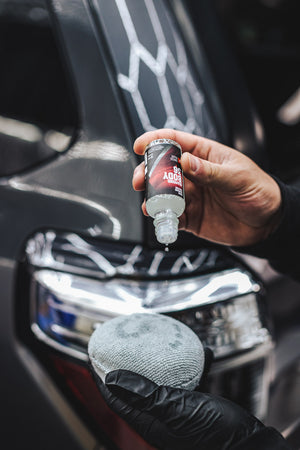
23, 230, 273, 421
26, 230, 271, 360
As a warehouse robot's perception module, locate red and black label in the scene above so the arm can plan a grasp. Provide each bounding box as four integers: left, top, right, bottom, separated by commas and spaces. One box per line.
145, 142, 184, 200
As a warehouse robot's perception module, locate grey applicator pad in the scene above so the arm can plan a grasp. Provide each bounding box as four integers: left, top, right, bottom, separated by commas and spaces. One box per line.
88, 313, 205, 391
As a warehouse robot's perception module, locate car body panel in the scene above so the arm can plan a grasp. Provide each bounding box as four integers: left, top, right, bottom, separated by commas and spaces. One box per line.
0, 0, 299, 448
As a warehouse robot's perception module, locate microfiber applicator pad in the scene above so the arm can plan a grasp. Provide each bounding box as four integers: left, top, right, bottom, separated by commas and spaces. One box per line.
88, 313, 205, 391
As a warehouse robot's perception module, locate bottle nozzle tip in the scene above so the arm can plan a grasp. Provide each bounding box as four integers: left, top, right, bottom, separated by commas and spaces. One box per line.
154, 210, 178, 245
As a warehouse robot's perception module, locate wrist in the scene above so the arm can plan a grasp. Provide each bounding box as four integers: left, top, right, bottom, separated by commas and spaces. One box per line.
260, 174, 283, 236
261, 198, 283, 241
244, 175, 283, 245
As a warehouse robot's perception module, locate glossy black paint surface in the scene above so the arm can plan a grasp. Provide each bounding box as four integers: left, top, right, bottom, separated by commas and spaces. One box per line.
0, 0, 298, 448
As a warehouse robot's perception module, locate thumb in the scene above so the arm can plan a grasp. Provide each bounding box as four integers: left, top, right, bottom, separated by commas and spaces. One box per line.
181, 152, 225, 188
105, 370, 172, 414
105, 369, 159, 402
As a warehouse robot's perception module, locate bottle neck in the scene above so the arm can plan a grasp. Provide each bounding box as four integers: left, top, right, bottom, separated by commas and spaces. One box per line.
153, 209, 179, 245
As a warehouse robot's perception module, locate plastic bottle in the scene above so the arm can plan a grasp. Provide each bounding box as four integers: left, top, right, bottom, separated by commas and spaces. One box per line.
144, 138, 185, 246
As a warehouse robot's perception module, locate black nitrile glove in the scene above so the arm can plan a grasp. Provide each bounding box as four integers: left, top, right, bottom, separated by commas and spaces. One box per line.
90, 368, 290, 450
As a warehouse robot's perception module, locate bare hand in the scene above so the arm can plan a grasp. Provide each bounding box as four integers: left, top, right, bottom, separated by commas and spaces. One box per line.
133, 129, 282, 247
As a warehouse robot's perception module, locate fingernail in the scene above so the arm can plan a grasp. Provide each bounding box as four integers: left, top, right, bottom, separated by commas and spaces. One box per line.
189, 154, 200, 172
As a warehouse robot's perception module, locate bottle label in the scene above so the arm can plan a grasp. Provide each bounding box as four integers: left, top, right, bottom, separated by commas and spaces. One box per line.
145, 142, 184, 200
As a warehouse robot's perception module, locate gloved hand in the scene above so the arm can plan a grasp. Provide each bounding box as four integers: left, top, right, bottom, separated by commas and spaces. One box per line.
91, 367, 267, 450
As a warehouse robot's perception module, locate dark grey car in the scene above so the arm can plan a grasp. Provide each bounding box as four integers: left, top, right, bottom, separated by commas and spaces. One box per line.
0, 0, 299, 448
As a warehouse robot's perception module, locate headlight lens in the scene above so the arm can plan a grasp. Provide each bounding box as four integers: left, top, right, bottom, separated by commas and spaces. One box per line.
26, 231, 271, 362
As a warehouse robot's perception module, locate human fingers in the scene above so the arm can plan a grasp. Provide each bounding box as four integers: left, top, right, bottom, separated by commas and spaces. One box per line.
141, 199, 148, 216
133, 129, 200, 156
105, 370, 200, 423
89, 364, 158, 439
105, 370, 264, 450
134, 129, 233, 168
104, 370, 177, 449
181, 152, 225, 188
132, 162, 145, 191
105, 370, 159, 401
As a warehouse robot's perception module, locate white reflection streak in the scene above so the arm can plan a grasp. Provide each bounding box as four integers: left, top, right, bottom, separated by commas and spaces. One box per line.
37, 268, 258, 318
171, 254, 194, 274
45, 279, 144, 316
44, 130, 71, 152
64, 234, 116, 276
69, 141, 130, 162
191, 272, 253, 301
0, 115, 42, 142
148, 251, 165, 275
117, 245, 143, 274
114, 0, 202, 133
9, 180, 122, 239
277, 87, 300, 126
